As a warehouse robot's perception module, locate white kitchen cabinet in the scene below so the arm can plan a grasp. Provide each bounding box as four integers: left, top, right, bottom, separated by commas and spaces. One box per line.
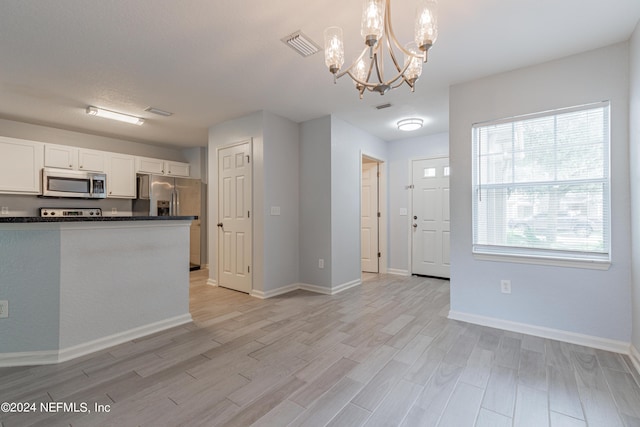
44, 144, 105, 172
136, 157, 190, 177
44, 144, 76, 169
136, 157, 165, 175
165, 161, 190, 177
78, 149, 106, 172
0, 137, 44, 194
106, 153, 136, 198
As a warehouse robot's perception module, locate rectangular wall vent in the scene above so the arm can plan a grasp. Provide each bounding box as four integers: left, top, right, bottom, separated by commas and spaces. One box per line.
281, 31, 320, 57
375, 103, 393, 110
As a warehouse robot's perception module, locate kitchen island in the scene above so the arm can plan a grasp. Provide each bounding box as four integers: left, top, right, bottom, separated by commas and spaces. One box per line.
0, 216, 195, 366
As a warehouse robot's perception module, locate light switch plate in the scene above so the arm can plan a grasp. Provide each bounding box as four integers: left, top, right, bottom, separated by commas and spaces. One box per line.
270, 206, 281, 216
399, 208, 407, 216
1, 207, 8, 215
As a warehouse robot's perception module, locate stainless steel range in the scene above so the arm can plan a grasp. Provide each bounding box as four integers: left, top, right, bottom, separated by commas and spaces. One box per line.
40, 208, 102, 217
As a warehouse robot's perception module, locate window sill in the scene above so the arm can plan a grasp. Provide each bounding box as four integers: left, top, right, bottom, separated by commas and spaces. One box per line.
472, 251, 611, 270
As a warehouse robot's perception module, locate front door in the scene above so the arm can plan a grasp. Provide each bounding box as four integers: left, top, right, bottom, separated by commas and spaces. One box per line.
217, 140, 252, 293
411, 157, 450, 278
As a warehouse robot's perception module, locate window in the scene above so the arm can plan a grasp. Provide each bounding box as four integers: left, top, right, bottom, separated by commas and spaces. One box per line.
472, 102, 610, 265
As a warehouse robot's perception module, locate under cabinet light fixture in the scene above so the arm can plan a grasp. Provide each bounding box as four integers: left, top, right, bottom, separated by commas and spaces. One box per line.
86, 106, 144, 125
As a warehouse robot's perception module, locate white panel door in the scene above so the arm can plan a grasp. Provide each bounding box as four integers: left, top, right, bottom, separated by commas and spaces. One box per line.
411, 158, 450, 278
361, 161, 379, 273
217, 141, 252, 293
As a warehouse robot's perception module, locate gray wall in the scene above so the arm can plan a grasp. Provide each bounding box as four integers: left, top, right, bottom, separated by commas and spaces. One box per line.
330, 117, 387, 287
262, 111, 300, 292
449, 42, 632, 341
387, 132, 449, 273
630, 22, 640, 352
299, 116, 332, 288
0, 229, 60, 352
208, 111, 300, 294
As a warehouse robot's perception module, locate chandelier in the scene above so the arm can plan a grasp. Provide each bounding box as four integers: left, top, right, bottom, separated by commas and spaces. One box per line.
323, 0, 438, 99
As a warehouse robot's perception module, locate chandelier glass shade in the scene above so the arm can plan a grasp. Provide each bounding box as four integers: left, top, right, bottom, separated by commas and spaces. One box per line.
324, 0, 438, 98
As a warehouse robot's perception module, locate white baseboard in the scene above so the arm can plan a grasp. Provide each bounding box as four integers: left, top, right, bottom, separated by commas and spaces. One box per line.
0, 350, 59, 367
330, 279, 361, 294
0, 314, 193, 368
298, 283, 332, 295
388, 268, 410, 276
448, 310, 630, 354
206, 278, 218, 287
249, 279, 362, 299
631, 344, 640, 377
250, 284, 300, 299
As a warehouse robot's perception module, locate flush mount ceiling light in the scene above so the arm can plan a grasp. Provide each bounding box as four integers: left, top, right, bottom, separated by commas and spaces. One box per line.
323, 0, 438, 99
397, 118, 423, 131
86, 106, 144, 126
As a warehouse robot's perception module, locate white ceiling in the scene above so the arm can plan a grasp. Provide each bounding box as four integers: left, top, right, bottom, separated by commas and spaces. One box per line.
1, 1, 639, 148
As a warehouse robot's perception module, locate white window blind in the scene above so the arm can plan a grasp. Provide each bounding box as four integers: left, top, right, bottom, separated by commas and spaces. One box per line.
472, 102, 610, 264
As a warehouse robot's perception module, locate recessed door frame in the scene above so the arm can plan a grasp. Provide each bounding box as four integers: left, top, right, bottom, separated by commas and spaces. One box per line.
360, 152, 387, 275
215, 139, 253, 293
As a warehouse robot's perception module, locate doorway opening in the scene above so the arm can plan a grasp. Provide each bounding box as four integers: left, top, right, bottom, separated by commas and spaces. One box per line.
361, 154, 387, 278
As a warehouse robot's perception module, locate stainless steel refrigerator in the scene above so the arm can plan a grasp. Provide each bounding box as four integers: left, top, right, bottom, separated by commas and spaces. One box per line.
133, 174, 204, 270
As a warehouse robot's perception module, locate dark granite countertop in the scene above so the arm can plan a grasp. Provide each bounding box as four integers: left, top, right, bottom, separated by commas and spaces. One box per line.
0, 216, 197, 223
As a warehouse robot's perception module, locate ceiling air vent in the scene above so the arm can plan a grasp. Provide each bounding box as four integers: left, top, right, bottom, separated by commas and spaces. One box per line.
375, 103, 392, 110
145, 107, 173, 117
281, 31, 320, 57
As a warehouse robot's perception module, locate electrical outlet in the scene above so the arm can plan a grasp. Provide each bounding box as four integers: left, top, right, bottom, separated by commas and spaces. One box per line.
1, 207, 8, 215
111, 208, 118, 214
501, 280, 511, 294
318, 259, 325, 269
0, 300, 8, 318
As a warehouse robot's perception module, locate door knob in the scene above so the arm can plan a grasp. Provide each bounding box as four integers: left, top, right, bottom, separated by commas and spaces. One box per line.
413, 215, 418, 220
217, 222, 223, 228
413, 224, 418, 228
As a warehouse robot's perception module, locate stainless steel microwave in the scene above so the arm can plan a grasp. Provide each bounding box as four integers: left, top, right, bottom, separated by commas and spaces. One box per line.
41, 168, 107, 198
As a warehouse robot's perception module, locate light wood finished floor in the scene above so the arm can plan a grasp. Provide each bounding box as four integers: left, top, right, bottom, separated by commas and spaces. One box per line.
2, 270, 640, 426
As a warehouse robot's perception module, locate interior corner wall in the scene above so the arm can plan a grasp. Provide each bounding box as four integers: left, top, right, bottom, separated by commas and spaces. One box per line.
299, 116, 332, 289
330, 116, 388, 288
387, 132, 449, 273
261, 112, 300, 292
208, 111, 264, 290
449, 42, 632, 342
630, 21, 640, 352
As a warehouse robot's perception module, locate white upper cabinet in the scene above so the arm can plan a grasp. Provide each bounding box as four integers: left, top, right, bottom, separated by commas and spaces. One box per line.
44, 144, 105, 172
165, 161, 190, 177
44, 144, 76, 169
0, 137, 44, 194
136, 157, 165, 175
78, 149, 106, 172
106, 153, 136, 198
136, 157, 190, 177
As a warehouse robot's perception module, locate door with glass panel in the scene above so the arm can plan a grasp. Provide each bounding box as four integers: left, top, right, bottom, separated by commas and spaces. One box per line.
411, 157, 450, 278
